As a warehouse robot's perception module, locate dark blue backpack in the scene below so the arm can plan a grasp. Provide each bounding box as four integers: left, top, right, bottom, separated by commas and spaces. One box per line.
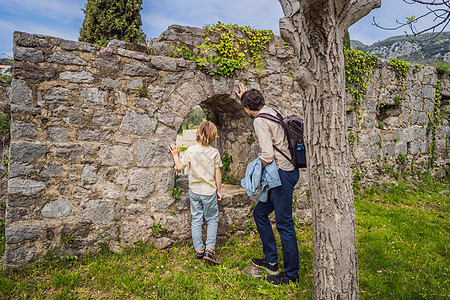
257, 109, 307, 169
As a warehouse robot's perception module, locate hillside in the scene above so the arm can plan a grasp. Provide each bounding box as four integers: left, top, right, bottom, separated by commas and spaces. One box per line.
350, 32, 450, 64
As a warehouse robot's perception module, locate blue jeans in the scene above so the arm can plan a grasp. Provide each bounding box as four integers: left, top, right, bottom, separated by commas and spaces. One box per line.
189, 190, 219, 251
253, 168, 300, 280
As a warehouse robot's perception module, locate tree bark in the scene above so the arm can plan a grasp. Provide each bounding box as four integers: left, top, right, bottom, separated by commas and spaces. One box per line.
277, 0, 380, 299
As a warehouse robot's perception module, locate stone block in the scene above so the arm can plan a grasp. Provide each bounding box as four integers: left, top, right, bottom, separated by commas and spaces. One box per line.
10, 121, 36, 139
395, 142, 407, 155
126, 168, 156, 200
422, 85, 435, 99
93, 56, 120, 73
418, 112, 427, 126
176, 82, 202, 108
126, 204, 147, 215
99, 145, 133, 167
9, 162, 34, 178
42, 198, 73, 218
10, 79, 33, 105
81, 166, 98, 183
13, 31, 39, 47
408, 141, 420, 154
123, 62, 157, 77
39, 164, 64, 178
115, 135, 132, 145
10, 141, 48, 162
151, 56, 178, 71
59, 39, 99, 52
263, 83, 282, 97
13, 61, 57, 81
120, 215, 155, 244
5, 206, 29, 223
365, 98, 377, 113
137, 138, 172, 167
155, 105, 183, 129
119, 110, 158, 136
48, 51, 87, 66
81, 87, 106, 106
127, 79, 143, 90
44, 86, 69, 103
77, 129, 111, 141
81, 200, 115, 225
102, 189, 122, 200
3, 247, 36, 267
102, 77, 121, 89
167, 93, 189, 116
5, 226, 40, 244
163, 74, 181, 84
59, 71, 94, 83
48, 126, 69, 142
148, 84, 165, 105
92, 110, 117, 127
14, 46, 44, 62
8, 178, 46, 195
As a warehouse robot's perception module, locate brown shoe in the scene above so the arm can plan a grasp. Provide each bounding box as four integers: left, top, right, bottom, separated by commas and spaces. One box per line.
203, 248, 221, 265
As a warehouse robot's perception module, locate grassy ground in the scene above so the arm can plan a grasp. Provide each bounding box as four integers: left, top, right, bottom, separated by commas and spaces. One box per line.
0, 178, 448, 299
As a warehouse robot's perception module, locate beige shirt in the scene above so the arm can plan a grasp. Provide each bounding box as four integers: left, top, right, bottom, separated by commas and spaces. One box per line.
180, 143, 223, 196
254, 106, 294, 171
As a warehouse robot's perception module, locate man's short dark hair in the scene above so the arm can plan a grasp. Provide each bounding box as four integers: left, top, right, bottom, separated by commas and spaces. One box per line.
241, 89, 265, 111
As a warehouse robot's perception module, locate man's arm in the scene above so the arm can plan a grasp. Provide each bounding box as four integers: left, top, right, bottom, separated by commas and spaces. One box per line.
254, 118, 274, 169
214, 167, 222, 201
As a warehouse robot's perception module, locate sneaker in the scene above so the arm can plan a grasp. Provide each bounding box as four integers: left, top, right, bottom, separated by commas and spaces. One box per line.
195, 250, 205, 260
251, 257, 278, 275
203, 248, 221, 265
267, 272, 298, 285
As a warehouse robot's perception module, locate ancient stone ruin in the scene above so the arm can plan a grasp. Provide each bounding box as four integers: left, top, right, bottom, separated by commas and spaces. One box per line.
1, 25, 448, 267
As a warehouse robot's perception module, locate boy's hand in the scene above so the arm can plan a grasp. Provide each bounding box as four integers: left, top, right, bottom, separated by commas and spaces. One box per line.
235, 82, 247, 100
169, 145, 179, 157
217, 191, 222, 202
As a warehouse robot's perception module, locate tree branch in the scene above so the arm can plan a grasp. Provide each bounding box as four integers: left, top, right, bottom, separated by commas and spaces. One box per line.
341, 0, 381, 29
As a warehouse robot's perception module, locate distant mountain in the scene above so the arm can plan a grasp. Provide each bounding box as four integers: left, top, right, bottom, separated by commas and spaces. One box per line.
350, 32, 450, 64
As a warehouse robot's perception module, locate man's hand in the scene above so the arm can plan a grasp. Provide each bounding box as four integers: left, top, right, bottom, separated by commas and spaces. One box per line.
217, 191, 222, 202
235, 82, 247, 100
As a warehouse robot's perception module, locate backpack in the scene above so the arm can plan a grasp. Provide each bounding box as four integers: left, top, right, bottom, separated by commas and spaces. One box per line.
256, 109, 307, 168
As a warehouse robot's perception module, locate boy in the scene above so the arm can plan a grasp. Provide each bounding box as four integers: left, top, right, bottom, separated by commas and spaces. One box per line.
169, 121, 223, 264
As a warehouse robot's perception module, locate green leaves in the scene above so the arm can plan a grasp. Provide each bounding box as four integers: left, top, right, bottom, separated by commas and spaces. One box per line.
79, 0, 145, 46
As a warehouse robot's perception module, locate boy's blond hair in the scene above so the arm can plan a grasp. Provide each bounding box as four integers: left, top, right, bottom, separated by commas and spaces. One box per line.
196, 121, 218, 146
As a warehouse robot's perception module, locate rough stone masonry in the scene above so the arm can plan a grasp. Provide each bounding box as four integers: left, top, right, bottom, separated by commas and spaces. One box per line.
1, 25, 449, 267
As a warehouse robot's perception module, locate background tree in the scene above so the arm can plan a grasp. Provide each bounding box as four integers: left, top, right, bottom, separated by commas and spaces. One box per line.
79, 0, 145, 46
277, 0, 380, 298
374, 0, 450, 42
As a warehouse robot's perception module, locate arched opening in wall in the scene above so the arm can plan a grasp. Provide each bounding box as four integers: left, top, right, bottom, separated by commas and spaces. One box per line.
176, 95, 258, 184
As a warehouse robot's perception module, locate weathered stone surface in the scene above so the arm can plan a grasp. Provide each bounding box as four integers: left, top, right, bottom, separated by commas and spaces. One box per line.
123, 62, 157, 77
3, 247, 36, 266
151, 56, 177, 71
81, 165, 98, 183
9, 162, 34, 178
5, 226, 40, 244
10, 121, 37, 139
10, 141, 48, 162
157, 169, 175, 194
14, 46, 44, 62
48, 126, 69, 142
81, 200, 115, 225
77, 129, 111, 141
59, 39, 99, 52
13, 61, 57, 80
42, 198, 73, 218
39, 164, 64, 178
102, 77, 121, 89
127, 79, 143, 90
126, 168, 155, 200
155, 105, 183, 129
177, 82, 202, 108
167, 93, 189, 116
137, 138, 172, 167
92, 110, 117, 126
153, 237, 175, 250
120, 215, 155, 244
119, 110, 158, 136
162, 74, 181, 84
59, 71, 94, 83
10, 79, 32, 104
8, 178, 46, 195
14, 31, 39, 47
44, 87, 69, 102
93, 56, 120, 73
49, 51, 87, 66
81, 87, 106, 106
99, 145, 133, 167
5, 206, 29, 223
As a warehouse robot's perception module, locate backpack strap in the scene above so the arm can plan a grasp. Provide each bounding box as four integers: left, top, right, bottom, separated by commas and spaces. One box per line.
256, 113, 293, 165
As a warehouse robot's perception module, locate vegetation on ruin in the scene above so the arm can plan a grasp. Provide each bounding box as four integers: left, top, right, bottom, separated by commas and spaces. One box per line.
79, 0, 145, 47
170, 22, 274, 78
0, 177, 448, 299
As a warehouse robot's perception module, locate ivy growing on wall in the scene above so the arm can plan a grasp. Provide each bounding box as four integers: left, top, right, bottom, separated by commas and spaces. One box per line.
344, 48, 378, 127
171, 22, 274, 78
389, 57, 410, 93
427, 78, 442, 169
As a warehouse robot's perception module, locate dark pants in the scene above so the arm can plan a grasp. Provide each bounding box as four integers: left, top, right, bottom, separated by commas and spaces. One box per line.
253, 168, 300, 280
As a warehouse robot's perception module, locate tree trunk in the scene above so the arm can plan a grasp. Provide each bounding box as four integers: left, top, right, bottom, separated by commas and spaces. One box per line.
277, 0, 380, 299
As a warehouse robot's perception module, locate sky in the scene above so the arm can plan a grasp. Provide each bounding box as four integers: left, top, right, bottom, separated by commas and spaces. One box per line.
0, 0, 440, 58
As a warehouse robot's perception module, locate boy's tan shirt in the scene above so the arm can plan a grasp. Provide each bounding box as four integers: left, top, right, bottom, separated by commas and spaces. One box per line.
253, 106, 294, 171
180, 143, 223, 196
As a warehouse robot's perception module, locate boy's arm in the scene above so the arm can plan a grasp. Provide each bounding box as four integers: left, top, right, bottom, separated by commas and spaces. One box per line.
169, 145, 187, 171
214, 167, 222, 201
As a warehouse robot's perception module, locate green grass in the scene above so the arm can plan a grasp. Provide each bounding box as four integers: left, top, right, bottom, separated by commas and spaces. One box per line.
0, 179, 448, 299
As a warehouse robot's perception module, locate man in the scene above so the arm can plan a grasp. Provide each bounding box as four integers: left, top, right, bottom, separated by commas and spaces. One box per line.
236, 83, 300, 285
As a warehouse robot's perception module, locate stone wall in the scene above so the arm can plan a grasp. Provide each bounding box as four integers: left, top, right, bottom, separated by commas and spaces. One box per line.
2, 25, 449, 267
0, 87, 9, 246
